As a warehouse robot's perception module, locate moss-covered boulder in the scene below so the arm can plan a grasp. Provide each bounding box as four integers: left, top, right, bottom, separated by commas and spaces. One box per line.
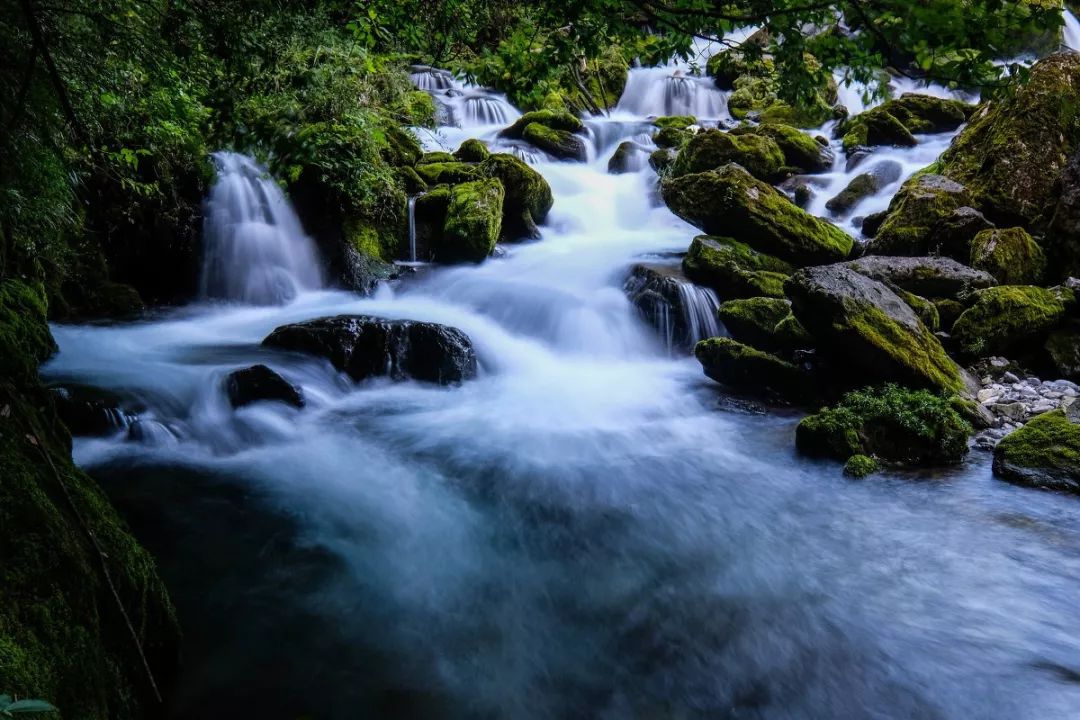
785, 265, 967, 394
695, 337, 811, 401
845, 255, 997, 299
796, 384, 972, 465
500, 109, 584, 138
682, 235, 793, 300
969, 227, 1046, 285
838, 94, 971, 152
866, 174, 983, 258
843, 454, 880, 478
653, 115, 696, 130
661, 164, 853, 266
418, 151, 455, 164
717, 297, 811, 354
951, 285, 1075, 357
415, 161, 482, 186
440, 179, 505, 263
993, 409, 1080, 494
522, 122, 588, 161
653, 126, 691, 150
0, 279, 180, 720
731, 123, 834, 174
669, 129, 785, 181
454, 139, 490, 163
728, 72, 836, 128
479, 153, 554, 241
938, 53, 1080, 229
649, 148, 677, 174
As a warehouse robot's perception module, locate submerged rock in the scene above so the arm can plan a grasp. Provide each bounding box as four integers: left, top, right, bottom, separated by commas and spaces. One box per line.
844, 255, 996, 299
785, 265, 967, 394
682, 235, 793, 300
225, 365, 304, 409
951, 285, 1075, 358
825, 161, 902, 216
263, 315, 478, 385
522, 122, 588, 161
993, 409, 1080, 494
662, 164, 853, 266
51, 386, 135, 437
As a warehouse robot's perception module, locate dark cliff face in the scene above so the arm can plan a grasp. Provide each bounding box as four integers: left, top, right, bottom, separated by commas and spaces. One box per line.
0, 278, 180, 720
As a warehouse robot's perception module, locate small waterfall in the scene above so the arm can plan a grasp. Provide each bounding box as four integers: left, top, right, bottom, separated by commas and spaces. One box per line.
1066, 9, 1080, 51
675, 282, 722, 348
463, 94, 513, 125
624, 263, 724, 354
615, 68, 729, 119
201, 152, 322, 305
407, 195, 419, 262
410, 66, 454, 91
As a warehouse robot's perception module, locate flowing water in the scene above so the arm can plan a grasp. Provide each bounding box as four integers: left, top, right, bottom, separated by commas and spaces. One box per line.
41, 50, 1080, 720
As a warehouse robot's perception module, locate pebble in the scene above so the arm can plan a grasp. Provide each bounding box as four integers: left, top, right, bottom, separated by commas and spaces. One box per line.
972, 363, 1079, 449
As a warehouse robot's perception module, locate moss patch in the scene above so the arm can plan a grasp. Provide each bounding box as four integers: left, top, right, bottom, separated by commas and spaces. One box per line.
695, 337, 811, 402
969, 227, 1046, 285
951, 285, 1074, 357
440, 179, 505, 263
843, 454, 880, 478
670, 129, 785, 181
993, 410, 1080, 494
682, 236, 793, 301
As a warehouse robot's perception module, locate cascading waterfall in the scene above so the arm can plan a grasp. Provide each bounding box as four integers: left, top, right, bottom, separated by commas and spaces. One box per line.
407, 195, 419, 263
41, 42, 1080, 720
200, 152, 323, 305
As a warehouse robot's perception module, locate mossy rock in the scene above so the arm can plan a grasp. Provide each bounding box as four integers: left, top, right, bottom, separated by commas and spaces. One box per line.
695, 337, 811, 401
934, 298, 967, 332
969, 227, 1046, 285
732, 123, 833, 173
418, 151, 456, 165
843, 454, 880, 478
706, 42, 773, 89
896, 289, 941, 333
866, 174, 978, 257
993, 409, 1080, 494
728, 72, 835, 128
415, 162, 482, 186
500, 109, 583, 138
414, 185, 452, 258
845, 255, 997, 299
825, 173, 879, 216
649, 148, 677, 174
838, 94, 970, 152
939, 52, 1080, 230
951, 285, 1075, 357
608, 141, 638, 174
653, 115, 696, 130
522, 122, 588, 161
397, 165, 428, 195
717, 297, 811, 354
682, 235, 793, 300
479, 153, 553, 241
454, 139, 490, 163
670, 129, 785, 181
796, 384, 972, 465
653, 126, 691, 150
0, 280, 56, 382
440, 178, 505, 263
786, 265, 967, 394
661, 164, 853, 266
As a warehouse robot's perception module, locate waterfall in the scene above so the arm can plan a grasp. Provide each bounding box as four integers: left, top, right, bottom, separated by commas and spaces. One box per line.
675, 282, 722, 348
407, 195, 419, 263
200, 152, 323, 305
1066, 9, 1080, 52
615, 67, 729, 119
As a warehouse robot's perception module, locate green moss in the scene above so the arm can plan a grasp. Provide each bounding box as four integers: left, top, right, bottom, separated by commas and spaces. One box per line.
694, 337, 810, 401
662, 165, 853, 266
839, 94, 969, 152
846, 304, 964, 393
0, 280, 58, 382
952, 285, 1075, 357
653, 115, 696, 130
418, 151, 456, 165
993, 410, 1080, 493
843, 454, 880, 478
479, 153, 553, 241
415, 162, 482, 186
728, 72, 835, 128
934, 298, 966, 331
521, 123, 586, 160
683, 236, 793, 300
869, 174, 973, 256
734, 123, 831, 173
670, 129, 785, 181
896, 289, 941, 333
939, 53, 1080, 229
654, 126, 691, 149
400, 90, 436, 127
717, 297, 809, 354
969, 227, 1046, 285
500, 109, 583, 138
454, 139, 490, 163
825, 173, 879, 215
440, 178, 505, 263
796, 384, 971, 465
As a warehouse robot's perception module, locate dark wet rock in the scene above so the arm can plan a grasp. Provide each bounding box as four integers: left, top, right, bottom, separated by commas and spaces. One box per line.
609, 141, 644, 174
51, 386, 135, 437
1046, 322, 1080, 381
844, 255, 997, 299
682, 235, 793, 300
825, 161, 902, 216
717, 297, 812, 356
695, 337, 813, 402
225, 365, 304, 409
1048, 146, 1080, 280
785, 264, 967, 394
624, 263, 720, 352
263, 315, 478, 385
993, 409, 1080, 494
523, 123, 588, 161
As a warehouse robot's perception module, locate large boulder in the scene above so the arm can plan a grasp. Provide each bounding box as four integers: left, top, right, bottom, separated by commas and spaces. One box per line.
993, 409, 1080, 495
938, 53, 1080, 230
732, 123, 834, 173
263, 315, 478, 385
522, 123, 588, 161
969, 227, 1046, 285
785, 265, 967, 394
670, 129, 785, 181
440, 179, 504, 263
500, 110, 583, 138
796, 384, 971, 466
838, 94, 971, 152
662, 164, 853, 266
695, 337, 811, 401
844, 255, 997, 299
865, 174, 986, 258
479, 153, 553, 241
951, 285, 1075, 358
717, 297, 812, 355
225, 364, 304, 409
682, 235, 793, 300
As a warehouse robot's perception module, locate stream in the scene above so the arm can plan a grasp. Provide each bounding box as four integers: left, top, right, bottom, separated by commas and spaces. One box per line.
40, 36, 1080, 720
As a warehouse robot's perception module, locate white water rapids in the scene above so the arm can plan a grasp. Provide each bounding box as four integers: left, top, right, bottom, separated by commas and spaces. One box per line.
40, 37, 1080, 720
